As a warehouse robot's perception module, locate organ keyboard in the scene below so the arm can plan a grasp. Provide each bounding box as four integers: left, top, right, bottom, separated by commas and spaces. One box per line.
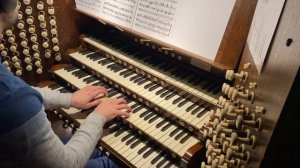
53, 64, 202, 155
43, 29, 230, 167
43, 82, 183, 167
64, 34, 224, 133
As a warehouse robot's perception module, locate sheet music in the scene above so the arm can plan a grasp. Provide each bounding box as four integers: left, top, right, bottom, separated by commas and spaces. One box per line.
101, 0, 138, 27
75, 0, 102, 15
133, 0, 179, 37
75, 0, 236, 61
247, 0, 285, 74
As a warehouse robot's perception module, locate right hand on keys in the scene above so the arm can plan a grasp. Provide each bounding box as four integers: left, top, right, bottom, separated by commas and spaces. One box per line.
94, 98, 131, 120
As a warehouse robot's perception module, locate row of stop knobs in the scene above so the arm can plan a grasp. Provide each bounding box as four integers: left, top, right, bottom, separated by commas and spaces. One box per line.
201, 68, 264, 168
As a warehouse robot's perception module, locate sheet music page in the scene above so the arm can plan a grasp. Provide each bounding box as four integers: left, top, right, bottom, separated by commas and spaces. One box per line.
133, 0, 179, 37
247, 0, 285, 74
132, 0, 235, 60
75, 0, 236, 61
100, 0, 138, 27
75, 0, 102, 16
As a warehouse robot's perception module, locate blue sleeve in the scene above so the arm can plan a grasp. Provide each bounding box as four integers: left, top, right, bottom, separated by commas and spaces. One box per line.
0, 86, 43, 134
0, 64, 43, 134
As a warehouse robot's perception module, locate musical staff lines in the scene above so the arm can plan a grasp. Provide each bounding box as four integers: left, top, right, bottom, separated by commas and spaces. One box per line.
133, 0, 179, 37
101, 0, 138, 25
75, 0, 102, 14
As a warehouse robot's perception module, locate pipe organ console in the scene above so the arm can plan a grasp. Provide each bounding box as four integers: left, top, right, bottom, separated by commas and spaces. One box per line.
2, 0, 300, 167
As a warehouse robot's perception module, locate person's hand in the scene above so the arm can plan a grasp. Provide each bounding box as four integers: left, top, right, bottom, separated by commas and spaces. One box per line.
94, 98, 131, 121
71, 85, 107, 109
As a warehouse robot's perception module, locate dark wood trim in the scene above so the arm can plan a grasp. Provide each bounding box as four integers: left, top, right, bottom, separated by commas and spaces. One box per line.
181, 143, 206, 168
215, 0, 258, 70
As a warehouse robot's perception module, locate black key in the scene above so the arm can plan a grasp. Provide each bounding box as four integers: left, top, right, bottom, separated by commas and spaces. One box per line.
77, 73, 89, 79
64, 66, 77, 72
123, 71, 136, 78
172, 96, 183, 105
137, 145, 149, 154
129, 74, 140, 81
156, 157, 168, 168
197, 109, 207, 118
114, 128, 125, 136
164, 92, 176, 100
108, 91, 119, 97
151, 153, 163, 164
86, 53, 96, 58
131, 103, 140, 109
92, 81, 104, 86
98, 59, 112, 65
91, 55, 104, 61
144, 113, 155, 121
149, 115, 160, 123
180, 134, 191, 144
133, 76, 145, 83
174, 131, 186, 140
83, 76, 95, 82
120, 69, 132, 76
79, 50, 92, 55
71, 69, 82, 75
113, 66, 124, 72
73, 70, 85, 76
156, 120, 167, 128
88, 53, 101, 60
125, 136, 136, 145
148, 84, 160, 91
110, 126, 121, 134
139, 110, 151, 118
86, 78, 98, 84
130, 139, 141, 149
178, 99, 189, 108
191, 106, 203, 115
164, 161, 173, 168
169, 128, 180, 137
186, 104, 197, 112
155, 88, 167, 95
121, 133, 133, 142
143, 148, 154, 158
144, 82, 155, 89
137, 79, 148, 85
160, 90, 172, 98
107, 63, 117, 69
161, 123, 172, 132
132, 106, 143, 113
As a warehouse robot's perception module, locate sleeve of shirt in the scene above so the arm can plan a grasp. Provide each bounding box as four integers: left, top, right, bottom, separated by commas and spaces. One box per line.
22, 109, 107, 168
33, 87, 72, 109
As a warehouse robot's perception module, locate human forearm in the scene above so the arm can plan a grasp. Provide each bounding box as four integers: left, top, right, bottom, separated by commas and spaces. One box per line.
23, 110, 106, 168
33, 87, 72, 109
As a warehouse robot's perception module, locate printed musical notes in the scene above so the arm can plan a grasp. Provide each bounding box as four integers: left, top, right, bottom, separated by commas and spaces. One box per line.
133, 0, 178, 37
75, 0, 236, 61
75, 0, 102, 15
101, 0, 138, 27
